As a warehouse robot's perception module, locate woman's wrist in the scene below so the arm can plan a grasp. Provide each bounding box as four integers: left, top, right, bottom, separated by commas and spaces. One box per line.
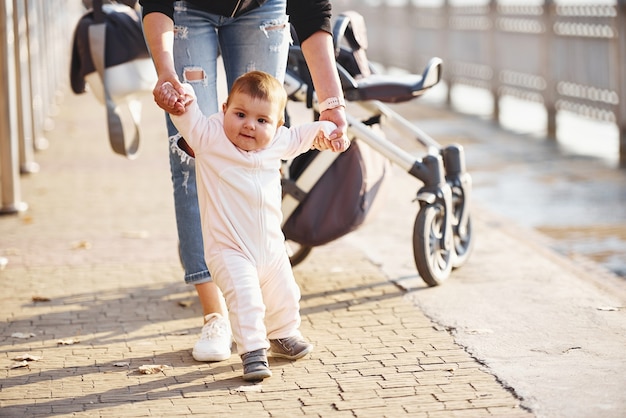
319, 96, 346, 113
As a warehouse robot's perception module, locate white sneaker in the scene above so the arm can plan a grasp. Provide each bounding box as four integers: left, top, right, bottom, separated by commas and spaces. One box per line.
192, 313, 232, 362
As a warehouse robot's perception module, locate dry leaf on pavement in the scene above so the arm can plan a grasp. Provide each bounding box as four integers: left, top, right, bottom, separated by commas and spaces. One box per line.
11, 332, 36, 339
9, 360, 29, 369
138, 364, 170, 374
57, 338, 80, 345
12, 354, 42, 361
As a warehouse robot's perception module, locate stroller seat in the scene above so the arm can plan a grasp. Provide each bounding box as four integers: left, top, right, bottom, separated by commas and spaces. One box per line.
341, 71, 440, 104
333, 11, 442, 104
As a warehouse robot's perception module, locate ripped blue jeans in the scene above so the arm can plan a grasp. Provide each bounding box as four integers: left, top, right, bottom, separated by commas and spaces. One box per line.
167, 0, 290, 284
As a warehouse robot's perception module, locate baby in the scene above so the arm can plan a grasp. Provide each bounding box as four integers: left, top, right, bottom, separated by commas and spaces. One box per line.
158, 70, 348, 381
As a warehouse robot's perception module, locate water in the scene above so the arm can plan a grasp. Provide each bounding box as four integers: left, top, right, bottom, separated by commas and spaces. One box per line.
449, 84, 621, 166
419, 81, 626, 278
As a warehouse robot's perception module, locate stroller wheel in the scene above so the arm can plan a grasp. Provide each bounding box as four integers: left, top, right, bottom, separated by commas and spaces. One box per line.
413, 203, 453, 286
452, 215, 473, 269
286, 240, 313, 266
450, 183, 474, 269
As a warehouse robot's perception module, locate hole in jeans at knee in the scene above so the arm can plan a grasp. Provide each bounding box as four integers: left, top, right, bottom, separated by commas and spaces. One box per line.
183, 67, 207, 86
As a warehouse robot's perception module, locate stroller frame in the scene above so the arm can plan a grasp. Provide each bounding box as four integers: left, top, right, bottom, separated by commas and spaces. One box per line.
281, 11, 473, 286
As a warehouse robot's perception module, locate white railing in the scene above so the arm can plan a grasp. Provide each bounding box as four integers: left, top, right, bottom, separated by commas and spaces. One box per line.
0, 0, 84, 214
332, 0, 626, 165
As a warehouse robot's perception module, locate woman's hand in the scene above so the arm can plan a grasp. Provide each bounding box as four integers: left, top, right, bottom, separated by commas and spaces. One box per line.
314, 116, 350, 153
153, 75, 188, 115
313, 106, 348, 151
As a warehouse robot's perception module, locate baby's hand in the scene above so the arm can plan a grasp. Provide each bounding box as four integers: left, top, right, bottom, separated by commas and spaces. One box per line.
314, 128, 350, 152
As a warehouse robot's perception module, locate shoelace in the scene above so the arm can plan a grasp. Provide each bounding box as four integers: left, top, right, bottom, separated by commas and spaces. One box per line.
200, 316, 229, 340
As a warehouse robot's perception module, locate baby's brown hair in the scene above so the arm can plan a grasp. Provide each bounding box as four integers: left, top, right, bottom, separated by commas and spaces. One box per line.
226, 71, 287, 125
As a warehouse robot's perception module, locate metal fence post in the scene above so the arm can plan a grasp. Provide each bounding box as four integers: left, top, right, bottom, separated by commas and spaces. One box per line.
488, 0, 500, 123
543, 0, 557, 139
0, 0, 28, 214
13, 0, 39, 174
25, 0, 48, 151
618, 0, 626, 166
443, 0, 452, 107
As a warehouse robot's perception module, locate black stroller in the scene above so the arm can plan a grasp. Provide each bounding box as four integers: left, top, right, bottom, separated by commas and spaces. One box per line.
281, 11, 473, 286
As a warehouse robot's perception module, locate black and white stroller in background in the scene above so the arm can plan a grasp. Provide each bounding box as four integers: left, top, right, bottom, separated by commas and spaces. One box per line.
281, 11, 473, 286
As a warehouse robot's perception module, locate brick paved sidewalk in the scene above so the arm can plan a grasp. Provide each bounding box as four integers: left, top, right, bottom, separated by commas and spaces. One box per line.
0, 90, 531, 417
0, 247, 531, 417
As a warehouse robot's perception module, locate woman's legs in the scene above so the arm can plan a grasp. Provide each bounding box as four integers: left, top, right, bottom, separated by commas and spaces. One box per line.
169, 3, 230, 361
167, 0, 290, 362
169, 3, 220, 285
195, 282, 226, 316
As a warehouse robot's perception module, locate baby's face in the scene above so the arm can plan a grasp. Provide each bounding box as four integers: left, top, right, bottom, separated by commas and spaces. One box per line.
222, 92, 282, 151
